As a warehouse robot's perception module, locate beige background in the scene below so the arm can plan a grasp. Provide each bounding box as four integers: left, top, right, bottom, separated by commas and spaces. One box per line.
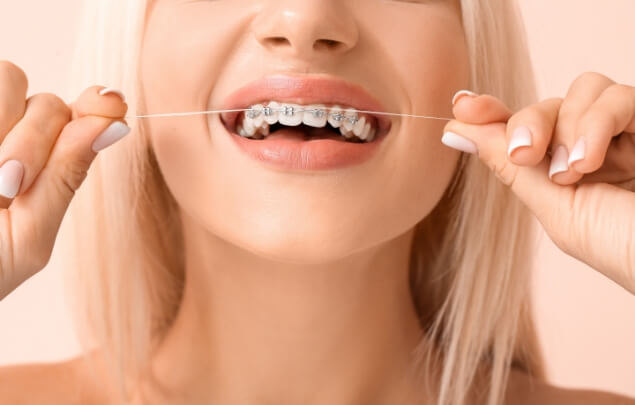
1, 0, 634, 398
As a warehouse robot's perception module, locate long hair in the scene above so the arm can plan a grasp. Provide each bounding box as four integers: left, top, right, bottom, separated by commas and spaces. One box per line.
61, 1, 545, 404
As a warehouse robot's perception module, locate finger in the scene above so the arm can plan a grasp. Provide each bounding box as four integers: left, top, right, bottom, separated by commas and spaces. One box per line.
443, 116, 635, 289
451, 90, 513, 125
8, 115, 131, 273
70, 85, 128, 120
612, 178, 634, 192
0, 93, 71, 204
506, 97, 563, 167
442, 119, 575, 227
0, 60, 28, 141
576, 132, 635, 186
550, 72, 616, 185
569, 84, 635, 174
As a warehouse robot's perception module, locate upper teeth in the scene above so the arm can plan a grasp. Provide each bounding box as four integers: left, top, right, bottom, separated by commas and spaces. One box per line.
237, 102, 377, 142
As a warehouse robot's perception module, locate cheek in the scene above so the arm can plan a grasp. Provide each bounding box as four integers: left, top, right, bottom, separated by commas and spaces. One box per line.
148, 117, 217, 214
139, 4, 240, 123
393, 127, 461, 228
138, 3, 254, 235
377, 14, 469, 232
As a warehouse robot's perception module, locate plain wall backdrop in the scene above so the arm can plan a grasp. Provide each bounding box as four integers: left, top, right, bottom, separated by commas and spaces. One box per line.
1, 0, 634, 398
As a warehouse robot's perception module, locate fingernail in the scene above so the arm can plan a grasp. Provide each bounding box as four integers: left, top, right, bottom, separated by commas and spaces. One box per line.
548, 145, 569, 180
508, 126, 533, 157
442, 131, 478, 154
0, 160, 25, 199
99, 87, 126, 102
92, 121, 131, 152
568, 137, 586, 166
452, 90, 478, 106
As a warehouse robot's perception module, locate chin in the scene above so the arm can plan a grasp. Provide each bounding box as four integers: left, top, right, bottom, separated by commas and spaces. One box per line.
219, 216, 375, 265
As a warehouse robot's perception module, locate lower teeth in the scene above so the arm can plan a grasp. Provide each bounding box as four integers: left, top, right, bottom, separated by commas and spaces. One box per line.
237, 124, 372, 143
243, 134, 363, 143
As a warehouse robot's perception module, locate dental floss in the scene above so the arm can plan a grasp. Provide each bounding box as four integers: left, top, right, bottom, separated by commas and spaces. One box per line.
125, 108, 453, 121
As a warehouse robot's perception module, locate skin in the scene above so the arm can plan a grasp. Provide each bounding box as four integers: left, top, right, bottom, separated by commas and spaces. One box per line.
445, 75, 635, 294
137, 1, 466, 403
0, 1, 633, 405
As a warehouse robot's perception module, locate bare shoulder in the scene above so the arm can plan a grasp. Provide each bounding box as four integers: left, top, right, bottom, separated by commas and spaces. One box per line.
505, 369, 635, 405
0, 351, 115, 405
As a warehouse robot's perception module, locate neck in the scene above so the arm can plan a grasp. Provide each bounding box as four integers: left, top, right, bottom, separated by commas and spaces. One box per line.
145, 210, 427, 405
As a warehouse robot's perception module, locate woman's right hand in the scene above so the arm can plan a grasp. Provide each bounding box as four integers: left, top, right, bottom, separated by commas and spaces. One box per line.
0, 60, 130, 300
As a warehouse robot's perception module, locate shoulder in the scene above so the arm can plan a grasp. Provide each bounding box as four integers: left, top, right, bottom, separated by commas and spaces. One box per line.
0, 351, 116, 405
505, 369, 635, 405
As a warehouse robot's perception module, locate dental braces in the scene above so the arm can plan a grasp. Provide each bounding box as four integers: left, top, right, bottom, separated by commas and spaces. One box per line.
247, 106, 355, 124
127, 108, 453, 121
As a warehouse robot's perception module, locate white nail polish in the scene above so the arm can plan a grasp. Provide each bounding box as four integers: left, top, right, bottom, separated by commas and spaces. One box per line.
548, 145, 569, 179
568, 137, 586, 166
442, 131, 478, 155
0, 160, 25, 199
99, 87, 126, 102
451, 90, 478, 106
92, 122, 131, 152
508, 126, 533, 156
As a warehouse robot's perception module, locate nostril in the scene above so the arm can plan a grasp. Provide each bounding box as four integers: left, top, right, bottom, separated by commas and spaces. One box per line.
268, 37, 290, 46
315, 39, 341, 51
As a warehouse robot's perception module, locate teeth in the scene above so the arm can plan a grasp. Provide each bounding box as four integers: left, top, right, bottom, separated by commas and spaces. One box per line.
339, 123, 354, 139
277, 103, 303, 126
242, 116, 257, 137
264, 101, 279, 125
327, 105, 344, 128
353, 116, 366, 137
249, 103, 265, 127
360, 122, 371, 140
367, 126, 376, 142
302, 105, 328, 128
238, 121, 269, 139
257, 121, 270, 136
238, 102, 379, 142
237, 123, 247, 137
342, 108, 358, 132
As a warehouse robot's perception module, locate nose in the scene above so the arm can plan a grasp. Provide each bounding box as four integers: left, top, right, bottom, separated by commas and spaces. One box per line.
251, 0, 359, 59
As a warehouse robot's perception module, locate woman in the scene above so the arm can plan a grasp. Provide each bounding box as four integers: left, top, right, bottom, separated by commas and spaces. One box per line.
0, 0, 633, 404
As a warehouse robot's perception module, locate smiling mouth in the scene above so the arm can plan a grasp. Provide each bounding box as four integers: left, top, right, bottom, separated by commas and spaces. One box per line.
226, 102, 381, 143
218, 74, 394, 145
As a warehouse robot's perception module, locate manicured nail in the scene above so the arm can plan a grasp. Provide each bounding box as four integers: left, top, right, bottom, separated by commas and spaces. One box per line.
92, 121, 131, 152
508, 126, 533, 157
548, 145, 569, 180
0, 160, 25, 199
442, 131, 478, 154
568, 137, 586, 167
99, 87, 126, 102
452, 90, 478, 106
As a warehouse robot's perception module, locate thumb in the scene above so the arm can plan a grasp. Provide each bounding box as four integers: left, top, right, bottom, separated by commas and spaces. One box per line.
9, 115, 130, 269
441, 119, 574, 230
451, 91, 514, 124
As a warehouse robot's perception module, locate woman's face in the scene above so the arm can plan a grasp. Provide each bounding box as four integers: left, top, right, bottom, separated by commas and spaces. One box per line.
140, 0, 469, 263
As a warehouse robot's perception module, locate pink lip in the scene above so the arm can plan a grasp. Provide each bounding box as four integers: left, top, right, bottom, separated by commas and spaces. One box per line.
218, 74, 394, 172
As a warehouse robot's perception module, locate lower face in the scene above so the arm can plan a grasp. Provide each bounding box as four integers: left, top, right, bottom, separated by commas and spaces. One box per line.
139, 0, 469, 264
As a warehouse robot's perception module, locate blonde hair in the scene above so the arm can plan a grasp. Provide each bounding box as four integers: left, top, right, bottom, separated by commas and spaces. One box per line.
62, 1, 546, 404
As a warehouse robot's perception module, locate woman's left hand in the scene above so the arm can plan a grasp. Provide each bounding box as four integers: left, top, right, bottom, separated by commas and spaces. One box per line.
442, 72, 635, 294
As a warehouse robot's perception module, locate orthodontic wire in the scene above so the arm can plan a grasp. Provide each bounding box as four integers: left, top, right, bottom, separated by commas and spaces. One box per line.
125, 107, 453, 121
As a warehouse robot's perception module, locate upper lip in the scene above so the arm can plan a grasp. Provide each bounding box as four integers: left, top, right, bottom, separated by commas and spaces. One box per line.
219, 74, 393, 133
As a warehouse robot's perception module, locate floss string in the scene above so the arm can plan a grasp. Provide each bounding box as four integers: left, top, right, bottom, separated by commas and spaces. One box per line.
125, 108, 453, 121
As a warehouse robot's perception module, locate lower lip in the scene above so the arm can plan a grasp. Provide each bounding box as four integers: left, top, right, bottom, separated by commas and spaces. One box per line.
223, 122, 389, 171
